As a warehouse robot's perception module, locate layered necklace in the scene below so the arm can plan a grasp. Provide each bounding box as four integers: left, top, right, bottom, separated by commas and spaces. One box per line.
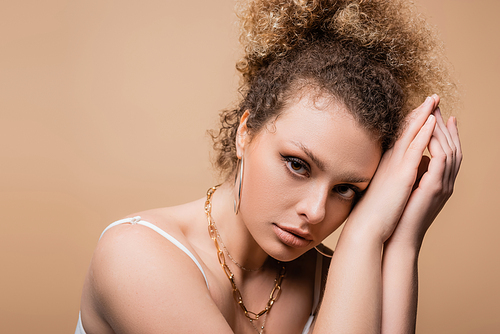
205, 186, 286, 334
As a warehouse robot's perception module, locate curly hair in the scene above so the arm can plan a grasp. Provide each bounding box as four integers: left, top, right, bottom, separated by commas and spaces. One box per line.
210, 0, 457, 180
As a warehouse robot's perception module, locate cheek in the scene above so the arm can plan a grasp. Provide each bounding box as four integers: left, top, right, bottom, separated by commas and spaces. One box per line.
239, 145, 297, 224
241, 153, 283, 211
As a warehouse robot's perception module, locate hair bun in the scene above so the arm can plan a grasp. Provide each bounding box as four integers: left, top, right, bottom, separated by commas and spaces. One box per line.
236, 0, 457, 111
236, 0, 340, 78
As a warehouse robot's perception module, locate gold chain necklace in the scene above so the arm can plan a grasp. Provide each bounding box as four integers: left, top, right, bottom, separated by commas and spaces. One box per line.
214, 225, 264, 272
205, 186, 286, 333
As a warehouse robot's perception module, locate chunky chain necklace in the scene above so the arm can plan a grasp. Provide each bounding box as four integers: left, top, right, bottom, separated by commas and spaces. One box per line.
205, 186, 286, 333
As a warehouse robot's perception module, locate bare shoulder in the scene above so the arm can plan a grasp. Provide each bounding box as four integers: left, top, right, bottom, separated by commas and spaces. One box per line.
80, 202, 231, 334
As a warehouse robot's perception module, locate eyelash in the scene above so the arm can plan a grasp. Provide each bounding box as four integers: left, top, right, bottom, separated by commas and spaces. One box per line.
334, 185, 363, 202
280, 154, 363, 202
280, 154, 311, 177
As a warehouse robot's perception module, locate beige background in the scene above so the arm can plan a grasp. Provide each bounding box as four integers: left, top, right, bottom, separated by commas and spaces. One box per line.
1, 0, 498, 333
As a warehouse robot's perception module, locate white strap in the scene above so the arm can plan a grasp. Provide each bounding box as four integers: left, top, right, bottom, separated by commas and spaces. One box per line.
100, 216, 209, 289
301, 249, 324, 334
301, 315, 315, 334
75, 311, 86, 334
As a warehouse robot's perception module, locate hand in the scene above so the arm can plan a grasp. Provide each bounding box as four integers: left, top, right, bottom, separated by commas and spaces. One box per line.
347, 95, 442, 243
387, 102, 462, 248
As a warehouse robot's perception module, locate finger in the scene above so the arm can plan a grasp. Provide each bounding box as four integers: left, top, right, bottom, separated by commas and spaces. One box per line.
435, 108, 458, 184
430, 93, 441, 109
434, 107, 456, 153
395, 96, 439, 152
447, 116, 463, 176
431, 111, 455, 184
423, 134, 447, 187
401, 95, 438, 139
406, 114, 436, 166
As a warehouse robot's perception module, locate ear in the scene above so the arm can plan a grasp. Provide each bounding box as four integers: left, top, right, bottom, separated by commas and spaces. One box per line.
235, 110, 250, 159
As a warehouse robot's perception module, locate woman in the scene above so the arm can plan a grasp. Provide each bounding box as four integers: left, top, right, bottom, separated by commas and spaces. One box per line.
76, 0, 461, 333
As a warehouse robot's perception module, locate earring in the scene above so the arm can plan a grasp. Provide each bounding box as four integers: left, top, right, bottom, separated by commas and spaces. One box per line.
233, 156, 244, 214
314, 244, 333, 258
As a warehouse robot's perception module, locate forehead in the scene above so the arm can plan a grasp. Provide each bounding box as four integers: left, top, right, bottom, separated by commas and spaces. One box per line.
260, 92, 382, 176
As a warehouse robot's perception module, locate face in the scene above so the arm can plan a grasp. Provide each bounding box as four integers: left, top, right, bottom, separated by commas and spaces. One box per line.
236, 92, 382, 261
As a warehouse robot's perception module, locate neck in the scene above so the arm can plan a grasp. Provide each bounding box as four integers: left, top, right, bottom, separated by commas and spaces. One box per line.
209, 183, 270, 272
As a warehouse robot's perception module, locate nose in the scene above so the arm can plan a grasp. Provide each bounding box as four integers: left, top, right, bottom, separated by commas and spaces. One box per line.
295, 184, 328, 225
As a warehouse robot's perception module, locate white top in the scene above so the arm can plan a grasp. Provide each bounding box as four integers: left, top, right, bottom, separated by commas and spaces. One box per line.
76, 216, 323, 334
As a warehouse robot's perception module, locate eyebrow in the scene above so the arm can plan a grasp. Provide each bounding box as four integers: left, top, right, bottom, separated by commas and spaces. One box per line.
338, 175, 372, 184
291, 140, 372, 184
292, 141, 326, 171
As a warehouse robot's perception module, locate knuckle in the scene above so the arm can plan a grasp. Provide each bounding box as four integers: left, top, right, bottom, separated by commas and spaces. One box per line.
451, 146, 458, 159
439, 182, 455, 197
408, 141, 425, 153
433, 152, 447, 163
431, 179, 455, 198
428, 181, 444, 195
449, 142, 457, 153
444, 147, 453, 158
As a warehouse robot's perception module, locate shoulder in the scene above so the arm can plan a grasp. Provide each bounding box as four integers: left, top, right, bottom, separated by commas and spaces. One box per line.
91, 204, 208, 295
81, 203, 226, 333
93, 209, 198, 280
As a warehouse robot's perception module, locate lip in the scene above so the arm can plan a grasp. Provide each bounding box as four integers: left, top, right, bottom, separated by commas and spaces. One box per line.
272, 224, 312, 248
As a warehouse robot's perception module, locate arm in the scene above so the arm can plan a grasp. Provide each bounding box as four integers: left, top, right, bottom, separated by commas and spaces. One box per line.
381, 240, 419, 334
313, 95, 456, 333
381, 107, 462, 333
80, 223, 234, 334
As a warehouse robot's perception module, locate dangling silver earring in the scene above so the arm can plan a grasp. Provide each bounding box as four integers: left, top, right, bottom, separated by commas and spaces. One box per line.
233, 156, 244, 214
314, 244, 333, 258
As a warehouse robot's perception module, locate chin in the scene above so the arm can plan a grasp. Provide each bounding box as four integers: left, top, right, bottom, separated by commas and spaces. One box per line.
267, 246, 312, 263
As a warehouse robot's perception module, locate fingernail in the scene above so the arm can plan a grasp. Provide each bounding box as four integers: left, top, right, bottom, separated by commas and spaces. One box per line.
426, 114, 435, 124
424, 96, 432, 105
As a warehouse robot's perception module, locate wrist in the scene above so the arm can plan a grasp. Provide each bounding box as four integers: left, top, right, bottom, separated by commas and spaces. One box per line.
339, 219, 385, 251
384, 237, 422, 258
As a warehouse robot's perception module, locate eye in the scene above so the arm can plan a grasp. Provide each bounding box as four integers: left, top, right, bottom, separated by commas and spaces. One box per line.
287, 160, 308, 175
334, 185, 359, 201
280, 154, 310, 176
290, 161, 305, 172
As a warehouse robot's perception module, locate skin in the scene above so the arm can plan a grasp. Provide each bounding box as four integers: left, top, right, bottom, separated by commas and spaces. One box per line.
79, 92, 462, 334
232, 94, 381, 265
314, 94, 462, 333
